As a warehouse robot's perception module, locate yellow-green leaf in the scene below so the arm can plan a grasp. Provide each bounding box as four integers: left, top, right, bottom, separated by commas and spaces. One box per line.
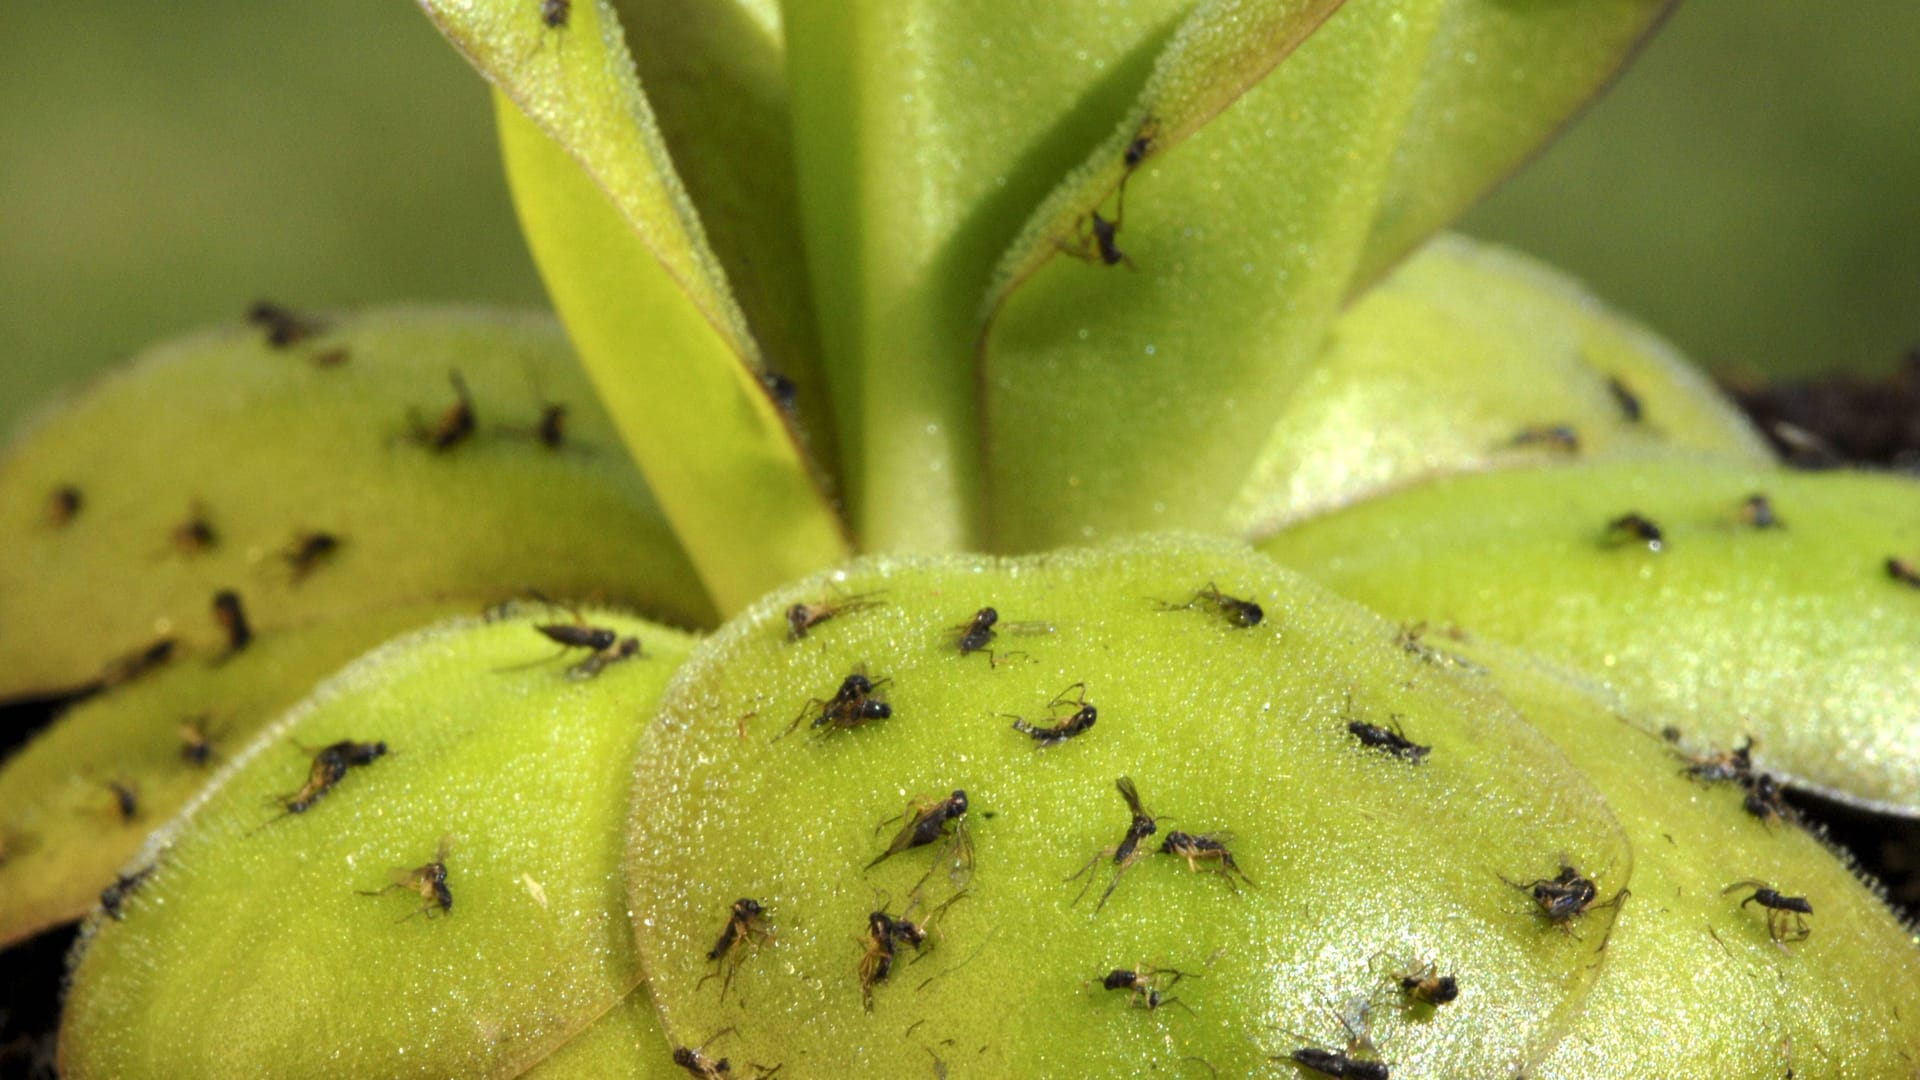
1259, 460, 1920, 815
609, 0, 837, 477
1474, 646, 1920, 1077
627, 537, 1630, 1075
779, 0, 1192, 550
0, 602, 468, 948
60, 609, 693, 1078
981, 0, 1439, 550
0, 306, 710, 700
1230, 234, 1773, 536
418, 0, 848, 611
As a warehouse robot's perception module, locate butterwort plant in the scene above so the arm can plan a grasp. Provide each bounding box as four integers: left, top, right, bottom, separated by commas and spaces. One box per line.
2, 0, 1918, 1076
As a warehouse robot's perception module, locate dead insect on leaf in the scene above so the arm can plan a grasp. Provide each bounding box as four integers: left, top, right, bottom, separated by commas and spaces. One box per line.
1508, 424, 1580, 453
1159, 830, 1252, 892
1008, 682, 1098, 746
1155, 581, 1263, 628
247, 300, 324, 348
785, 588, 886, 642
1722, 880, 1812, 943
283, 530, 341, 582
46, 484, 83, 527
212, 589, 253, 654
777, 672, 891, 741
699, 898, 774, 999
99, 864, 157, 921
1603, 512, 1665, 552
1070, 776, 1159, 911
1101, 963, 1193, 1012
1606, 375, 1644, 423
360, 836, 455, 921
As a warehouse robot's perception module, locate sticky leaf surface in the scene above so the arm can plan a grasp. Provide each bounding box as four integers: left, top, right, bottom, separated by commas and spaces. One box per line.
1230, 234, 1773, 536
1260, 460, 1920, 815
60, 610, 692, 1078
0, 602, 466, 947
0, 306, 711, 699
628, 536, 1628, 1076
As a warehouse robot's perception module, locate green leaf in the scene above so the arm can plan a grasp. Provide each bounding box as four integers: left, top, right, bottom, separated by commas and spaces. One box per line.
0, 602, 468, 948
980, 0, 1440, 551
0, 306, 711, 700
1477, 646, 1920, 1077
60, 609, 693, 1078
627, 536, 1635, 1075
1258, 459, 1920, 816
1229, 234, 1773, 536
1352, 0, 1675, 287
779, 0, 1193, 550
979, 0, 1676, 551
608, 1, 838, 477
521, 984, 678, 1080
418, 0, 849, 612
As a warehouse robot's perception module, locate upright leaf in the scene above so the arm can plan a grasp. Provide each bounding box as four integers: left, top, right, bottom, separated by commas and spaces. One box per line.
419, 0, 848, 611
610, 0, 838, 477
981, 0, 1427, 550
979, 0, 1678, 550
780, 0, 1192, 550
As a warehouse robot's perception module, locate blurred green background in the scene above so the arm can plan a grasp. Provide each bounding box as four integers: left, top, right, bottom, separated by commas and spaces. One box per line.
2, 1, 1915, 438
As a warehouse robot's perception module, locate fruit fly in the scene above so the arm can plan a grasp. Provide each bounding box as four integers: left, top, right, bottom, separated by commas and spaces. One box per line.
1101, 963, 1192, 1011
761, 370, 798, 414
212, 589, 253, 654
247, 300, 324, 348
1502, 861, 1625, 931
1155, 582, 1263, 628
360, 836, 455, 921
1392, 960, 1458, 1006
1723, 880, 1812, 943
1606, 375, 1644, 423
1008, 682, 1098, 746
107, 780, 140, 824
1070, 776, 1159, 911
855, 893, 962, 1010
1345, 714, 1430, 764
670, 1027, 783, 1078
1158, 831, 1252, 892
1280, 1048, 1390, 1080
1739, 493, 1782, 529
100, 864, 157, 921
256, 738, 388, 831
283, 530, 341, 582
776, 672, 891, 741
412, 371, 476, 452
1063, 186, 1132, 269
178, 715, 222, 766
1742, 772, 1792, 826
534, 402, 569, 449
170, 502, 217, 555
1674, 734, 1755, 785
98, 637, 177, 689
570, 636, 641, 679
1603, 512, 1665, 552
950, 605, 1053, 663
46, 484, 83, 527
699, 898, 774, 999
1508, 424, 1580, 453
784, 587, 885, 642
867, 790, 973, 888
540, 0, 571, 29
1887, 556, 1920, 588
1124, 115, 1161, 171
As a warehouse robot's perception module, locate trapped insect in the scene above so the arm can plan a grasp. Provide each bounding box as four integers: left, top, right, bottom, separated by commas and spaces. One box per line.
1069, 776, 1159, 911
359, 836, 455, 921
1155, 582, 1263, 628
1008, 682, 1098, 746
